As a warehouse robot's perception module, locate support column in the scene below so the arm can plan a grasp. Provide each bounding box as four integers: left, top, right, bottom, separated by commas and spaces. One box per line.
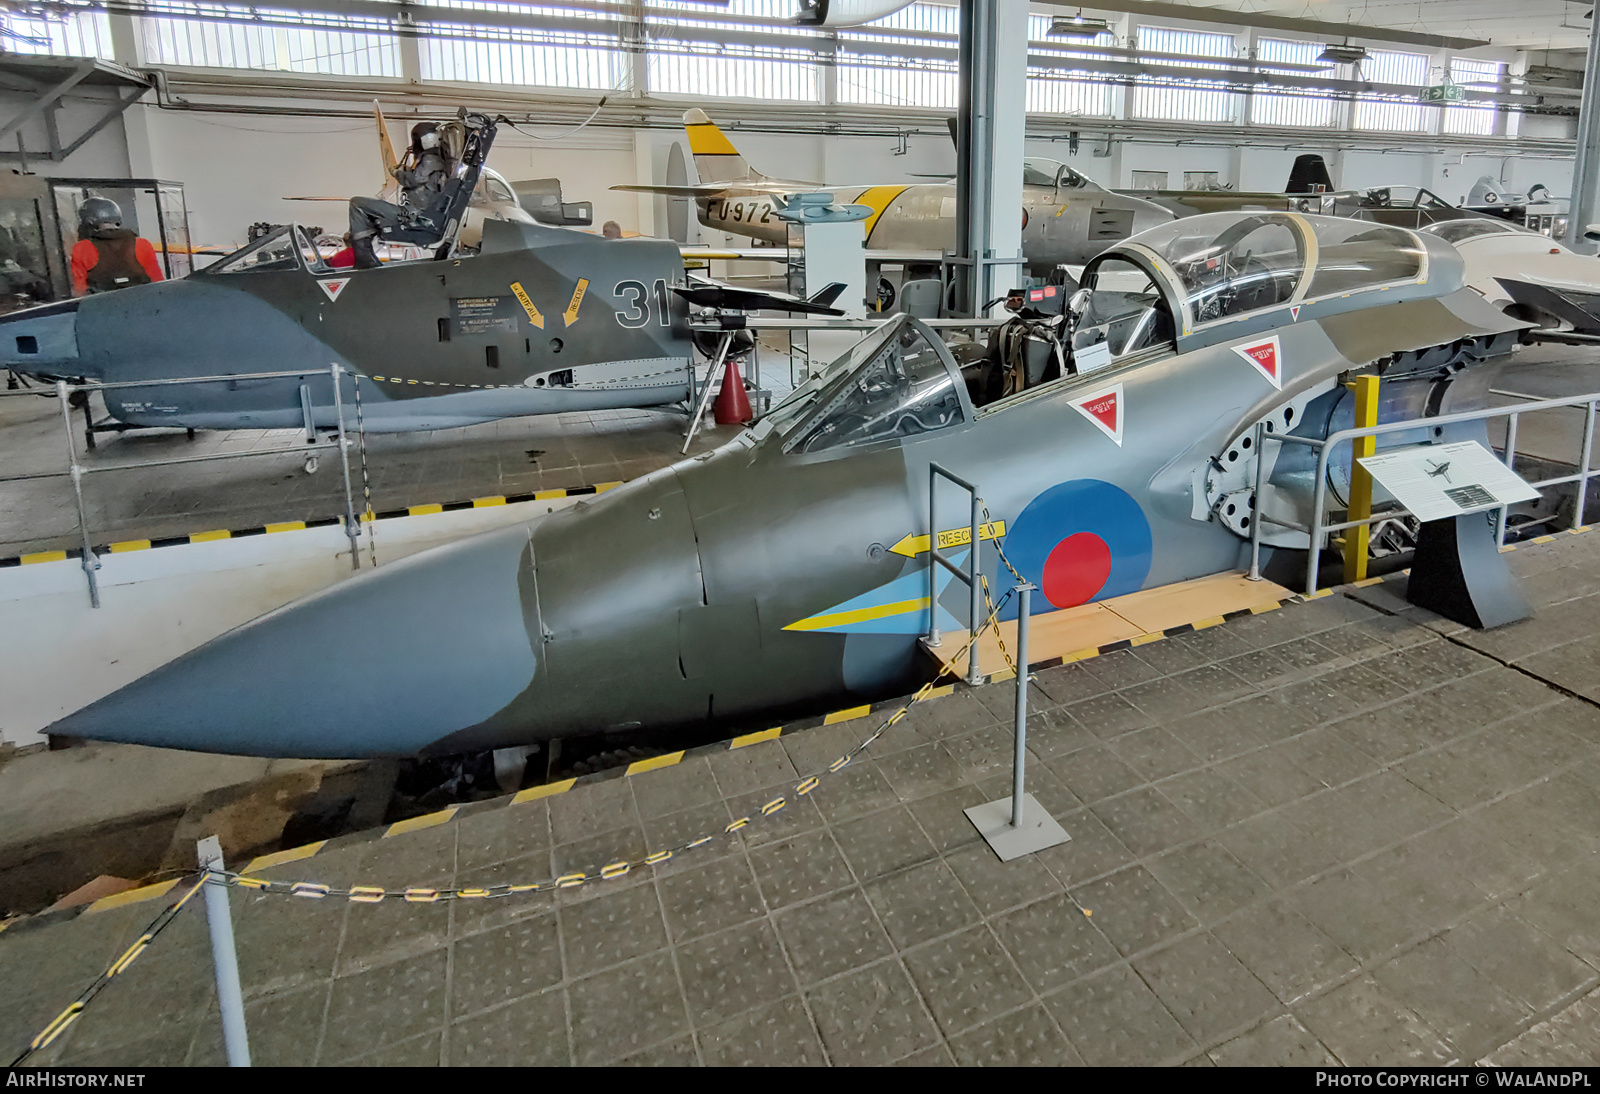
955, 0, 1027, 316
1567, 22, 1600, 253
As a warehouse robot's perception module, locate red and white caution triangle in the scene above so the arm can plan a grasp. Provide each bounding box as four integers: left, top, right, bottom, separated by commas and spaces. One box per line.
1231, 334, 1283, 390
1069, 382, 1124, 446
317, 277, 351, 303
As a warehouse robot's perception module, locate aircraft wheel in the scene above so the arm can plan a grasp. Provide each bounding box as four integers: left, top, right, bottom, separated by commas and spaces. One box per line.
303, 455, 319, 475
876, 277, 897, 312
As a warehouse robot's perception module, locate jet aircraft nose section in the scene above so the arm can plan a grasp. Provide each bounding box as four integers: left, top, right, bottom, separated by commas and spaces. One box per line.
0, 299, 81, 376
49, 523, 542, 758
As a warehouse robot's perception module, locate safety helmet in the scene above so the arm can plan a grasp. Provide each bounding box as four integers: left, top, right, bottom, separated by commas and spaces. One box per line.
78, 196, 123, 233
411, 122, 441, 153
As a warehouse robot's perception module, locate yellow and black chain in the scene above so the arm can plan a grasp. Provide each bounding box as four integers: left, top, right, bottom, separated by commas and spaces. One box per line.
221, 597, 1014, 906
11, 874, 207, 1067
351, 372, 376, 567
976, 497, 1030, 680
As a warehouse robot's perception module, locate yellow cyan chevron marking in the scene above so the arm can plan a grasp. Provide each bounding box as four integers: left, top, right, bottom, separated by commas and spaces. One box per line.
824, 705, 871, 725
686, 121, 740, 156
385, 807, 457, 837
514, 778, 576, 803
889, 520, 1005, 558
510, 281, 545, 329
563, 278, 589, 327
731, 727, 783, 748
784, 595, 929, 632
87, 879, 177, 914
244, 841, 327, 874
627, 751, 685, 776
855, 184, 910, 245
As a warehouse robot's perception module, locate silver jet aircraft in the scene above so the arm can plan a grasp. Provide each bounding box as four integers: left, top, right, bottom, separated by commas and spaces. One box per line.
616, 108, 1178, 272
49, 211, 1525, 757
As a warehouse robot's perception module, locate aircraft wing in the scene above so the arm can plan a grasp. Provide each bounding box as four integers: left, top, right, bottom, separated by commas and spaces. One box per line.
678, 244, 944, 264
613, 183, 731, 198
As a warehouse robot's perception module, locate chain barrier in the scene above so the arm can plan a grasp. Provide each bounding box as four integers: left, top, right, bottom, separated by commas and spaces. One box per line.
10, 491, 1028, 1061
351, 373, 376, 568
11, 874, 207, 1067
216, 595, 1014, 906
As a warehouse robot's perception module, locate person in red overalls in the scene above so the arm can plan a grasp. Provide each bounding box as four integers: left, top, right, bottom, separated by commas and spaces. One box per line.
69, 197, 165, 296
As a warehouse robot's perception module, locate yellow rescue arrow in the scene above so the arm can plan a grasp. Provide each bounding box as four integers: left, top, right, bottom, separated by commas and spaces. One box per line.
888, 520, 1006, 558
510, 281, 544, 329
563, 278, 589, 327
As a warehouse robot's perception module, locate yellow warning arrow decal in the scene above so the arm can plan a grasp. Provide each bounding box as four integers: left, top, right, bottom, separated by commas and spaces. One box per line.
888, 520, 1005, 558
563, 278, 588, 327
510, 281, 544, 329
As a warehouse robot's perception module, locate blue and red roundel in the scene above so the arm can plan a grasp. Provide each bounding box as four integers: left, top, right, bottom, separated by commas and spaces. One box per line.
1003, 480, 1153, 613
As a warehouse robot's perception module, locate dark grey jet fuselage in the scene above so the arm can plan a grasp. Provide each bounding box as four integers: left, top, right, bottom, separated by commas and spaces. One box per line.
0, 220, 695, 432
52, 212, 1526, 758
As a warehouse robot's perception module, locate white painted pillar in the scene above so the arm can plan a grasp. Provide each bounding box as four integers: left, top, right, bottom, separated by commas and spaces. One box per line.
983, 0, 1028, 307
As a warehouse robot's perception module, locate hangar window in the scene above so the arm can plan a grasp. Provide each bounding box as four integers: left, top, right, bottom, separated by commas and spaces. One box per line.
783, 319, 964, 454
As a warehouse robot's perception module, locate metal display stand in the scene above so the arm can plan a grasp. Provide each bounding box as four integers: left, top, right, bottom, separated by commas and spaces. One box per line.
964, 583, 1071, 861
1407, 511, 1531, 629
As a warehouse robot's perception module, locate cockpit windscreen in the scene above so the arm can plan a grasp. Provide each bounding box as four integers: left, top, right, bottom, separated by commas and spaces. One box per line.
784, 318, 964, 454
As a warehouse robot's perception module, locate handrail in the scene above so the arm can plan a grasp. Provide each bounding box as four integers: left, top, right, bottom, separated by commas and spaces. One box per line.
4, 363, 367, 607
927, 461, 985, 685
1246, 388, 1600, 596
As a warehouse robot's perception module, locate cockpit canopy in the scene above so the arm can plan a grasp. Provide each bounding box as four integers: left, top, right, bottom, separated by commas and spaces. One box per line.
1023, 158, 1101, 192
1418, 217, 1534, 245
201, 225, 330, 276
1113, 211, 1432, 335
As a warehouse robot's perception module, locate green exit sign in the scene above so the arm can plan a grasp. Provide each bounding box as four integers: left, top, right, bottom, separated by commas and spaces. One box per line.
1420, 82, 1465, 103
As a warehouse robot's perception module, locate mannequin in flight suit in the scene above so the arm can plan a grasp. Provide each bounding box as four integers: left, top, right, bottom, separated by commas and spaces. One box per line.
347, 122, 455, 270
70, 197, 165, 295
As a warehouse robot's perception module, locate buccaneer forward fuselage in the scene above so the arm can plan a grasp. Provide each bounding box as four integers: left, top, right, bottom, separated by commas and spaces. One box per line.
0, 220, 695, 432
52, 212, 1528, 758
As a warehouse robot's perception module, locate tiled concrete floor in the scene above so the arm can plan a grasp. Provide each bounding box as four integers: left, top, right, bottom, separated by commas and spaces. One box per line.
6, 531, 1600, 1066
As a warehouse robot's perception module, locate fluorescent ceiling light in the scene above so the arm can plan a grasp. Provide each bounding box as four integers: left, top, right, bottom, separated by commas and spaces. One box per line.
1048, 14, 1111, 38
1317, 44, 1368, 64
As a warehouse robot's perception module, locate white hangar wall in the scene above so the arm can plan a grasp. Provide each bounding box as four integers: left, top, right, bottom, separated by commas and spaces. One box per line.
16, 96, 1580, 253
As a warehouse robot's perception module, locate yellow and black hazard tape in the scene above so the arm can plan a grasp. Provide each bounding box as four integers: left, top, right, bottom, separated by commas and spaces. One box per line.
0, 481, 624, 570
4, 527, 1588, 931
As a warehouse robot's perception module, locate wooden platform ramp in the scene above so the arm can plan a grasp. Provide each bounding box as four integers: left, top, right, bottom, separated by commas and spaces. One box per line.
924, 570, 1295, 682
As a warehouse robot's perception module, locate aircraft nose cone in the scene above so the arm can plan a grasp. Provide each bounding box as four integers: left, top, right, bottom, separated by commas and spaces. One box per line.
50, 524, 541, 758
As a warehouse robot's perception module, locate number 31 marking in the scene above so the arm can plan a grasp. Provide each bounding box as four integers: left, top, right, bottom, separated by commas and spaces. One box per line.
615, 279, 673, 329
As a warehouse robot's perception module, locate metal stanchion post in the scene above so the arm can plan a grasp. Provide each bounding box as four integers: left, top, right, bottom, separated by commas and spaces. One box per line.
927, 470, 941, 649
330, 365, 360, 571
1248, 422, 1268, 581
197, 837, 251, 1067
56, 381, 100, 608
1009, 583, 1032, 828
967, 494, 982, 685
963, 580, 1070, 861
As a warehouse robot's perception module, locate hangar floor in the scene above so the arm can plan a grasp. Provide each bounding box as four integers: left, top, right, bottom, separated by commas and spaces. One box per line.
5, 529, 1598, 1066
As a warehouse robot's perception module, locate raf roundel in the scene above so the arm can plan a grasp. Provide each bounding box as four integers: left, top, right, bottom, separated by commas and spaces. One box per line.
1002, 480, 1154, 613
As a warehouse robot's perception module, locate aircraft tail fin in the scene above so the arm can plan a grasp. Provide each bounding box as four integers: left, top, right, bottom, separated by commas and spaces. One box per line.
375, 102, 399, 188
1285, 153, 1333, 194
684, 108, 763, 184
807, 282, 846, 308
